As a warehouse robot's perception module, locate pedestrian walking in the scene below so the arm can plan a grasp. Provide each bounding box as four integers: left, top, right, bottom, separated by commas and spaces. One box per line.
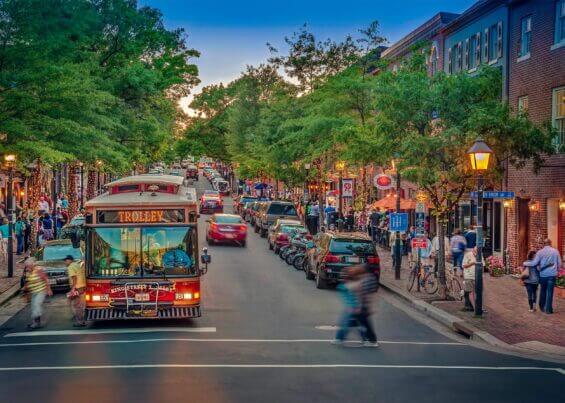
65, 255, 87, 327
41, 212, 54, 241
368, 209, 379, 243
449, 229, 467, 274
308, 202, 319, 235
464, 226, 477, 250
14, 215, 25, 255
527, 239, 562, 314
23, 257, 53, 330
521, 250, 540, 312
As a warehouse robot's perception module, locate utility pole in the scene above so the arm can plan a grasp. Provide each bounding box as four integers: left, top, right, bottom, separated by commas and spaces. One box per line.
394, 166, 401, 280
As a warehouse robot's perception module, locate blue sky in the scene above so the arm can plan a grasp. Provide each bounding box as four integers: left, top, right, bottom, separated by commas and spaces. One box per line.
140, 0, 477, 107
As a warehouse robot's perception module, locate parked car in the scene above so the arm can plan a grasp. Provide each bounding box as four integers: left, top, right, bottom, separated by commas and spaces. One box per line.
200, 195, 223, 214
305, 232, 379, 289
186, 164, 199, 181
267, 219, 304, 252
206, 214, 247, 246
212, 178, 230, 195
256, 201, 298, 237
247, 201, 265, 226
58, 215, 85, 246
21, 239, 83, 292
235, 195, 258, 215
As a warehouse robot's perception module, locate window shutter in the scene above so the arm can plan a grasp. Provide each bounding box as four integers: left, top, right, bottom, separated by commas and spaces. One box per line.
497, 21, 503, 58
484, 28, 489, 61
448, 48, 452, 73
465, 38, 470, 69
476, 32, 481, 65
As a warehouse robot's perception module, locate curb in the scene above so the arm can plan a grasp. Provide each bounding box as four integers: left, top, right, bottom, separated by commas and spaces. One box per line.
379, 280, 565, 363
0, 282, 21, 308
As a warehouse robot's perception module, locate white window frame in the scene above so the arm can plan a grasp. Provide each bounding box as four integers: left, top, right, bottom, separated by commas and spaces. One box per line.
465, 38, 470, 70
554, 0, 565, 48
520, 16, 532, 58
484, 28, 490, 62
447, 48, 452, 74
475, 32, 482, 66
497, 21, 503, 59
552, 86, 565, 150
518, 95, 529, 113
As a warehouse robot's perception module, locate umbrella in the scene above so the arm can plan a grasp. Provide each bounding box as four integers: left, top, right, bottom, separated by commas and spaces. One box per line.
371, 196, 420, 210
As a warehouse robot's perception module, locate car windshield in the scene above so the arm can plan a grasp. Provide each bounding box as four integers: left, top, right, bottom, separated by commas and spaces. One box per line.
90, 226, 197, 277
281, 225, 305, 233
241, 197, 257, 203
204, 190, 219, 196
42, 244, 82, 261
330, 239, 374, 255
69, 216, 85, 226
216, 216, 242, 224
267, 204, 297, 215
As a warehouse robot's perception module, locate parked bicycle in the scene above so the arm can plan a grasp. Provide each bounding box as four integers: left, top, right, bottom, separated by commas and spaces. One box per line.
406, 259, 433, 292
422, 265, 463, 300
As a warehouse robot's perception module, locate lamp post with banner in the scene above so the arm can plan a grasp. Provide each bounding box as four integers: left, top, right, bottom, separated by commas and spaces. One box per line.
4, 154, 16, 278
467, 139, 493, 317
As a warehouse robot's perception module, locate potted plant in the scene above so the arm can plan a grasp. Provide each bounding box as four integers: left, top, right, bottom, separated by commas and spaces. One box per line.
485, 255, 504, 277
556, 268, 565, 298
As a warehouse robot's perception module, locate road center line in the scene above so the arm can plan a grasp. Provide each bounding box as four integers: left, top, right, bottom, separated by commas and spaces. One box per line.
0, 364, 561, 374
3, 327, 217, 338
0, 338, 463, 347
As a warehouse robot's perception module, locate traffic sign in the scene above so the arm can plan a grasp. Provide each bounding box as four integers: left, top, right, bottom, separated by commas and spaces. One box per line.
411, 238, 429, 249
415, 212, 425, 236
374, 174, 393, 189
389, 213, 408, 232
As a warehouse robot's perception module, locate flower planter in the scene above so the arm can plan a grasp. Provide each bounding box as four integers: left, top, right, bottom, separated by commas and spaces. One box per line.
555, 286, 565, 299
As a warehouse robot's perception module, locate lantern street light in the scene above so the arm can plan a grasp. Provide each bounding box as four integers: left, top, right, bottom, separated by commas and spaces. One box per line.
392, 157, 402, 280
467, 138, 493, 317
4, 154, 16, 277
335, 161, 346, 230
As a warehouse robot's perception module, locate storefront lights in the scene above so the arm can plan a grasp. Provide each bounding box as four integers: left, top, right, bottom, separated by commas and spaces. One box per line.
559, 199, 565, 211
528, 200, 539, 212
467, 139, 493, 171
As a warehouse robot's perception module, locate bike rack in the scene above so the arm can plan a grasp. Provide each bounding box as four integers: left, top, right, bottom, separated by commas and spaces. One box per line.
124, 282, 160, 316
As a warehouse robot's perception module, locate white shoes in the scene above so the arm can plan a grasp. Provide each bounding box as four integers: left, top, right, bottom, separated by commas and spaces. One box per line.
363, 341, 379, 347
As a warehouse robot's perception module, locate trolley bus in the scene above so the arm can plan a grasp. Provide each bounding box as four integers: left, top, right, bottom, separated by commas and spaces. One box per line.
83, 174, 210, 320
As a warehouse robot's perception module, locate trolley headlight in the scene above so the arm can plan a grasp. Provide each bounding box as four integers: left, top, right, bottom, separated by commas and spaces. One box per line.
91, 294, 109, 302
175, 292, 193, 300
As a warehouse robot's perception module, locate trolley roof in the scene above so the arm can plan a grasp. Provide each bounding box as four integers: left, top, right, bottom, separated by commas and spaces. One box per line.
86, 174, 197, 208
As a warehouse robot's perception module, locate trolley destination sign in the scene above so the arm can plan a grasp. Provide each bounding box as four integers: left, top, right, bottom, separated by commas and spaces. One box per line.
96, 209, 185, 224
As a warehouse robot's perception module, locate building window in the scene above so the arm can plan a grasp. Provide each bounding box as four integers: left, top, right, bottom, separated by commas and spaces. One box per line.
520, 16, 532, 57
430, 46, 438, 75
469, 35, 478, 69
497, 21, 503, 58
488, 24, 498, 61
556, 0, 565, 45
464, 39, 470, 69
456, 42, 462, 71
475, 32, 481, 66
447, 48, 452, 74
553, 87, 565, 149
518, 95, 529, 113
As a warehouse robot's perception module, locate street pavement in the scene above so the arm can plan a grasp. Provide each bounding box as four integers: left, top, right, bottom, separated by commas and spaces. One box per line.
0, 176, 562, 403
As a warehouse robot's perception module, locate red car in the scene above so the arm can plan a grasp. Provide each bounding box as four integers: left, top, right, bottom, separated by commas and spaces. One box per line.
206, 214, 247, 247
200, 195, 223, 214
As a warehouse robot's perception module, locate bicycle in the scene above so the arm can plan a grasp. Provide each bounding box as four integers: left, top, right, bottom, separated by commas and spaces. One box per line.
423, 265, 463, 301
406, 259, 433, 292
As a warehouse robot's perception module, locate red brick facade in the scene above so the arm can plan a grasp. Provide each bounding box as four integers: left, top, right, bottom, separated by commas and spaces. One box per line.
506, 0, 565, 269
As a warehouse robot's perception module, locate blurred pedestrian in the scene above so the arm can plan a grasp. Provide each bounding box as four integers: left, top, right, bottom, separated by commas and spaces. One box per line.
14, 215, 25, 255
24, 257, 52, 330
450, 229, 467, 274
65, 255, 86, 327
521, 250, 539, 312
41, 212, 54, 241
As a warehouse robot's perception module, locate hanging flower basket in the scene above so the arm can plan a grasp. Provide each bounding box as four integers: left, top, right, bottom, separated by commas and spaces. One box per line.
556, 269, 565, 298
485, 255, 504, 277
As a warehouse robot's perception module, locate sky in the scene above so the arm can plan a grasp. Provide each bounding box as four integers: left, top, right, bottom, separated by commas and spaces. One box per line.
140, 0, 477, 111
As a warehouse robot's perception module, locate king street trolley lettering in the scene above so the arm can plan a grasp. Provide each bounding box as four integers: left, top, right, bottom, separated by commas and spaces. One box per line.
97, 209, 185, 224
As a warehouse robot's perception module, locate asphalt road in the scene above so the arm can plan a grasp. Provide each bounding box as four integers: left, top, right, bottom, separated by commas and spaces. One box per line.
0, 176, 562, 403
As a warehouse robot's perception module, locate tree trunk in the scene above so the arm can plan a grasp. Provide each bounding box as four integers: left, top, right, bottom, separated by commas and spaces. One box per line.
437, 217, 448, 299
67, 163, 78, 218
27, 162, 42, 254
86, 170, 96, 200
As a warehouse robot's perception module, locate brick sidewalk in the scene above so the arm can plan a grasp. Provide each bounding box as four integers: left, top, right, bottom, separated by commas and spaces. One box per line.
0, 256, 24, 297
377, 246, 565, 348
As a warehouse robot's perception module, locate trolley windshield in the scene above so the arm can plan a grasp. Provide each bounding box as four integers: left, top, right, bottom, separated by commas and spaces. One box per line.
89, 226, 197, 278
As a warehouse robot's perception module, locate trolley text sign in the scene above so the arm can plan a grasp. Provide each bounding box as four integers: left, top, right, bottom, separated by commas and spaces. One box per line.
97, 209, 185, 224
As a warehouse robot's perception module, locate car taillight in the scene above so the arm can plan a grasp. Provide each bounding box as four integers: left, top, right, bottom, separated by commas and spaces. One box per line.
239, 225, 247, 231
210, 223, 218, 230
367, 256, 380, 264
324, 253, 340, 263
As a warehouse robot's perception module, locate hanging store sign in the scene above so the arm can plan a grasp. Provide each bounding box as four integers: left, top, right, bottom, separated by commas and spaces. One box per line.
373, 174, 393, 190
341, 179, 354, 197
97, 209, 185, 224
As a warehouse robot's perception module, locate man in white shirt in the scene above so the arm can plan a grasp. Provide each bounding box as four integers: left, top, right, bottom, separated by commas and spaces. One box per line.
462, 247, 484, 312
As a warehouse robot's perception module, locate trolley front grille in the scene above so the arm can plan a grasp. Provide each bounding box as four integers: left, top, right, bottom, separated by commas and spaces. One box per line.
86, 306, 201, 320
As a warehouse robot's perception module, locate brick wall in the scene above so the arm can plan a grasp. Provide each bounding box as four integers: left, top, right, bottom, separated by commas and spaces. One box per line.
506, 0, 565, 268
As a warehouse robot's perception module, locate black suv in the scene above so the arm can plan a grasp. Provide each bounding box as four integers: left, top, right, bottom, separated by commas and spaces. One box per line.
305, 232, 379, 289
255, 201, 298, 237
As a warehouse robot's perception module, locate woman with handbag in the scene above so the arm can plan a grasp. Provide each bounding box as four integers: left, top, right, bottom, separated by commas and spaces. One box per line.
521, 250, 539, 312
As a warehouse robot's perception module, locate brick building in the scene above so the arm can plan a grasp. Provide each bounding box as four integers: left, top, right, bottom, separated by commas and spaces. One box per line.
505, 0, 565, 267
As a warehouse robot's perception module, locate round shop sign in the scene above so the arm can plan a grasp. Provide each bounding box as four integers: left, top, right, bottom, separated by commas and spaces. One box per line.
374, 174, 393, 189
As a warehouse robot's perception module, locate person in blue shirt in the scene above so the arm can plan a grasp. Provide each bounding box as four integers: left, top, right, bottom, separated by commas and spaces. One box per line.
0, 218, 9, 238
14, 216, 25, 255
526, 239, 562, 314
464, 226, 477, 250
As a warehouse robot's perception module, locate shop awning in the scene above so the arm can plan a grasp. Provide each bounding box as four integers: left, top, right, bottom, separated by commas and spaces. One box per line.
371, 196, 420, 211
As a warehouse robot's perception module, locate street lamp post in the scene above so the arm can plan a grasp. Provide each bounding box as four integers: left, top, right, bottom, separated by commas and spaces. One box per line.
5, 154, 16, 278
393, 158, 401, 280
79, 162, 84, 209
336, 161, 346, 231
467, 139, 493, 317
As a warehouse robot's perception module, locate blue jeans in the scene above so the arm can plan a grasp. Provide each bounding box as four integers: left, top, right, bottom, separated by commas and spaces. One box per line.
524, 283, 538, 310
539, 276, 556, 314
16, 234, 24, 254
335, 309, 376, 343
452, 251, 464, 271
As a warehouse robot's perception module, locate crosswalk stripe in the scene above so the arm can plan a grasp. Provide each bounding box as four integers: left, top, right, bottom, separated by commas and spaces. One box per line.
3, 327, 217, 338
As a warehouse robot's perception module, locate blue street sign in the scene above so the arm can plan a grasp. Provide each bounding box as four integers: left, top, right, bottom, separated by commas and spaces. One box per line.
390, 213, 409, 233
470, 191, 515, 199
415, 212, 425, 236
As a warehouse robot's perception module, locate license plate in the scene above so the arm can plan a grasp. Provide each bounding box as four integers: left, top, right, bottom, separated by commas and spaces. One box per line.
225, 233, 235, 239
134, 293, 150, 302
48, 279, 57, 285
347, 256, 360, 263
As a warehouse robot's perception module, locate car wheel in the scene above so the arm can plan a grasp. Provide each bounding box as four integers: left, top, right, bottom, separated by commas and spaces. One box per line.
305, 261, 315, 280
240, 241, 246, 247
268, 241, 273, 250
293, 255, 305, 271
254, 224, 259, 233
315, 266, 328, 289
260, 228, 267, 238
207, 237, 214, 245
